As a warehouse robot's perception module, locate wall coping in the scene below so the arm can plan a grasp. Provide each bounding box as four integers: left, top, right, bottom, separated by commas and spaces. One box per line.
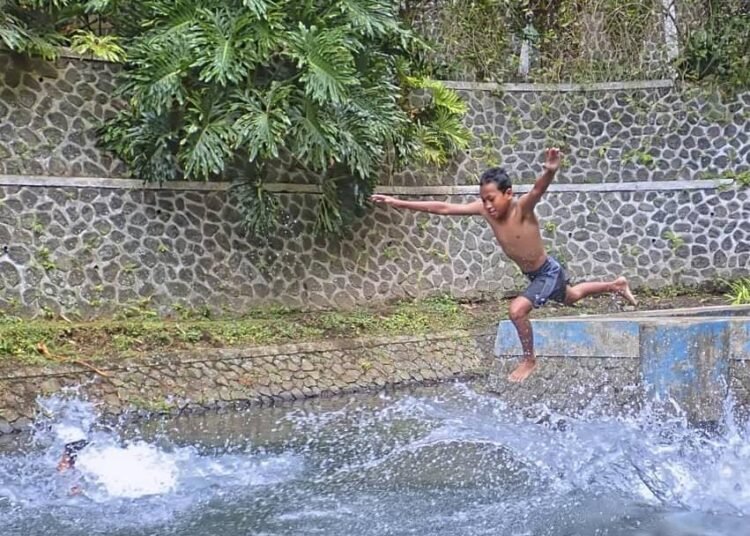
442, 79, 675, 93
0, 174, 735, 195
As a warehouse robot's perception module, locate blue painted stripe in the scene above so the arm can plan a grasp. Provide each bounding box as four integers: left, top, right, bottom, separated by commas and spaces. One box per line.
494, 319, 640, 358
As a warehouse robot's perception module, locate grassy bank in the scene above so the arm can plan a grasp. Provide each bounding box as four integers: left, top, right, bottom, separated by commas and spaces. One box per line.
0, 296, 495, 365
0, 282, 743, 366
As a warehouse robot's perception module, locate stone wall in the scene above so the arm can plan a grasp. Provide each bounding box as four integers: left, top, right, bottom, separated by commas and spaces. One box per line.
0, 330, 495, 434
1, 52, 749, 315
0, 51, 124, 178
0, 177, 747, 316
2, 51, 749, 188
417, 81, 750, 187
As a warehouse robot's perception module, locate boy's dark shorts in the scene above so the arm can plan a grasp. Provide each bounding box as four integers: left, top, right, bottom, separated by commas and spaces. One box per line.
521, 256, 569, 308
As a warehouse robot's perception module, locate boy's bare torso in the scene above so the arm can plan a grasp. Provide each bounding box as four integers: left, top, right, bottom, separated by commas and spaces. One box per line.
480, 200, 547, 273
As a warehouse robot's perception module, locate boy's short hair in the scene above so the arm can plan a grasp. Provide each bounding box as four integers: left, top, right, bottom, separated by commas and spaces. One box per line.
479, 167, 512, 192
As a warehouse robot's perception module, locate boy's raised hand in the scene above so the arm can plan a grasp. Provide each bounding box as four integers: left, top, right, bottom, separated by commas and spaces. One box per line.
543, 147, 562, 171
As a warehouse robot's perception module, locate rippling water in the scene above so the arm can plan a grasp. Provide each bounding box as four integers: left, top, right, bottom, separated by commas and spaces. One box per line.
1, 383, 749, 536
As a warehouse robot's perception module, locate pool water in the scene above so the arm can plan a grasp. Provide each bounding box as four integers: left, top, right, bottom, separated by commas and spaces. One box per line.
1, 383, 749, 536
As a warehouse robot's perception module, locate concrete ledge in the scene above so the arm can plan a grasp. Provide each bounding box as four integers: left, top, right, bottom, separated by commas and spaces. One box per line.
495, 318, 641, 358
492, 306, 750, 422
0, 174, 734, 195
588, 304, 750, 319
442, 79, 674, 93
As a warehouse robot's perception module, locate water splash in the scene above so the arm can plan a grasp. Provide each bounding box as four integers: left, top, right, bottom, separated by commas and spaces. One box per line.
0, 394, 303, 533
1, 383, 749, 535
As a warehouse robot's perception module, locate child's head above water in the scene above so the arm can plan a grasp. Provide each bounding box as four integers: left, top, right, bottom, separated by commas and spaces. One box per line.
479, 167, 513, 219
57, 439, 90, 472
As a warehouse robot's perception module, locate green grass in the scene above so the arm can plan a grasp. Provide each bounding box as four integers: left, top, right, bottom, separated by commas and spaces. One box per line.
0, 295, 482, 365
726, 278, 750, 305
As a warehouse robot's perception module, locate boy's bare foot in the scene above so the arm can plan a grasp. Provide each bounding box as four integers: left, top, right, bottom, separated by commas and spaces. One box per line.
508, 357, 537, 382
613, 277, 637, 306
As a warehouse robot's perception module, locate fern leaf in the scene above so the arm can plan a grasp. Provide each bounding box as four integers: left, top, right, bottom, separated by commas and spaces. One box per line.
0, 11, 28, 50
242, 0, 272, 19
191, 8, 259, 85
232, 84, 292, 161
287, 24, 359, 104
23, 32, 64, 60
179, 93, 236, 179
70, 31, 126, 62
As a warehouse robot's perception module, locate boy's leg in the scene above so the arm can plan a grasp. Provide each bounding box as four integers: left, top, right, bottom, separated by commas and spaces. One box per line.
507, 296, 536, 382
564, 276, 637, 306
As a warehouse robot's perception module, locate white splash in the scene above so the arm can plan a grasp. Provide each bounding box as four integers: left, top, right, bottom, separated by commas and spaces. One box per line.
75, 441, 180, 499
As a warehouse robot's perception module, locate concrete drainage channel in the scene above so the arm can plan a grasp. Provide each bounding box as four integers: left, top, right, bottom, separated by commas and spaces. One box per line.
488, 305, 750, 424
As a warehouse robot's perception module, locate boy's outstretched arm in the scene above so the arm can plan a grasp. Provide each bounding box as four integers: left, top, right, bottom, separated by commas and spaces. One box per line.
519, 147, 562, 212
370, 194, 483, 216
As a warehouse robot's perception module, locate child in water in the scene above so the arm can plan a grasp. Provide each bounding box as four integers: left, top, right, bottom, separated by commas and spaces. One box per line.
370, 147, 637, 382
57, 439, 89, 495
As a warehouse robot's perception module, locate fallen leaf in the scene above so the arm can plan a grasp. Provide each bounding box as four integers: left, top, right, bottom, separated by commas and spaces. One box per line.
36, 342, 52, 358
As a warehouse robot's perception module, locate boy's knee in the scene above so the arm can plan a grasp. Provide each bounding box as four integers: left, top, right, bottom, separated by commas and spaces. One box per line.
508, 300, 531, 322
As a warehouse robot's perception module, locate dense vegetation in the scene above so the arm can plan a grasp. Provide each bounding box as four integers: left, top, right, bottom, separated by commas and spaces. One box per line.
403, 0, 749, 89
2, 1, 471, 235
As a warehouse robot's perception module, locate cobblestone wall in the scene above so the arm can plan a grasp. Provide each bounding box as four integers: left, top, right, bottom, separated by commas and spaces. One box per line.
394, 83, 750, 186
2, 52, 749, 188
1, 53, 749, 315
0, 180, 747, 316
0, 331, 494, 434
0, 52, 124, 178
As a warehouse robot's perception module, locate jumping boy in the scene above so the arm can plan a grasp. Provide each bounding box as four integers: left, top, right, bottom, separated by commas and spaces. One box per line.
370, 147, 637, 382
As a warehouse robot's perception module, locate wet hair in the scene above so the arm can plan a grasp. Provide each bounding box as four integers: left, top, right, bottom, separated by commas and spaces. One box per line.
479, 167, 512, 193
63, 440, 89, 463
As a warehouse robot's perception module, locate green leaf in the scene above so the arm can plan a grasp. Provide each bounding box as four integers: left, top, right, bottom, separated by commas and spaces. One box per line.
288, 97, 337, 173
232, 180, 282, 235
23, 32, 64, 60
314, 176, 343, 235
0, 11, 28, 50
179, 92, 236, 179
70, 30, 126, 62
242, 0, 272, 19
334, 0, 397, 38
83, 0, 113, 13
122, 36, 194, 113
99, 110, 180, 183
232, 83, 292, 161
287, 24, 359, 104
191, 8, 258, 85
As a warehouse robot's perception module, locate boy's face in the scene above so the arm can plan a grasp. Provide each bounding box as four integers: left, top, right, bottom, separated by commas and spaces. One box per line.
480, 182, 513, 219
